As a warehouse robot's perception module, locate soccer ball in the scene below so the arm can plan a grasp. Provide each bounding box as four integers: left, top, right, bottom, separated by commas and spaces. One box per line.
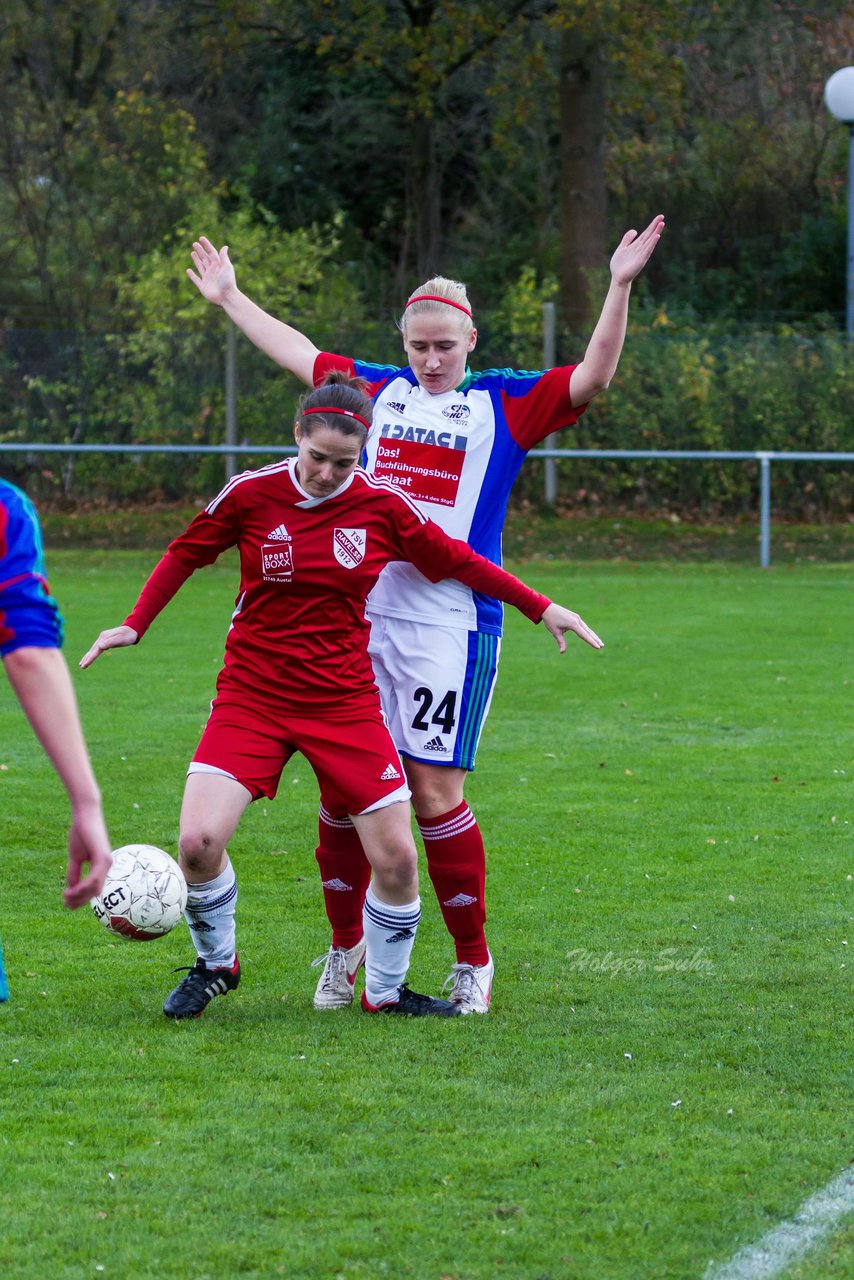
92, 844, 187, 942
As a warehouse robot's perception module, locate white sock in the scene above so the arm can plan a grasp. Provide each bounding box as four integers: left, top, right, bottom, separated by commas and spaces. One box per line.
184, 857, 237, 969
362, 884, 421, 1006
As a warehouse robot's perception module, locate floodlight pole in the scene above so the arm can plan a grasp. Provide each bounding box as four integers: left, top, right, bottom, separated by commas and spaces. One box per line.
824, 67, 854, 339
846, 124, 854, 340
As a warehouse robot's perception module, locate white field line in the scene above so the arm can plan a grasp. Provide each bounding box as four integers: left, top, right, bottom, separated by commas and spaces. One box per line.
703, 1168, 854, 1280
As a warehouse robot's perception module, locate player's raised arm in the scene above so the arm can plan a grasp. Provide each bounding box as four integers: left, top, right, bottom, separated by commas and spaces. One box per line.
569, 213, 665, 408
187, 236, 320, 387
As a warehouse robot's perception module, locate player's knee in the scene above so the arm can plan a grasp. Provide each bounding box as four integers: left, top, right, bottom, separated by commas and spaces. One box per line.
179, 828, 223, 878
371, 843, 418, 895
410, 774, 464, 818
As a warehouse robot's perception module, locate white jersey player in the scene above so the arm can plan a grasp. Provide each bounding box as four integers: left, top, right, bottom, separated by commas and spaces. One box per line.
186, 215, 664, 1013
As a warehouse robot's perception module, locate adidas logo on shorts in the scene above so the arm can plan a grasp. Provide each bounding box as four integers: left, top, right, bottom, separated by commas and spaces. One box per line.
443, 892, 478, 908
380, 763, 401, 781
422, 735, 447, 752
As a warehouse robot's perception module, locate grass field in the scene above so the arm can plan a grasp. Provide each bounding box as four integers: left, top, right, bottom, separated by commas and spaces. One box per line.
1, 550, 852, 1279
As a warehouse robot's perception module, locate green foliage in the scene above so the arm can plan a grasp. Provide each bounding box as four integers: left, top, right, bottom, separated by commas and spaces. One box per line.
507, 314, 854, 518
110, 204, 362, 452
0, 199, 370, 502
2, 555, 854, 1278
486, 265, 560, 368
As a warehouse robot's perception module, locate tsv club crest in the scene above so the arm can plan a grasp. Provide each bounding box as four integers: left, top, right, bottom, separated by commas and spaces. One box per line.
333, 527, 366, 569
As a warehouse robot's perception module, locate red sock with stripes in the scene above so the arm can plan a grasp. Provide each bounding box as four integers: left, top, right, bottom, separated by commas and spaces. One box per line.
315, 805, 372, 950
416, 801, 489, 967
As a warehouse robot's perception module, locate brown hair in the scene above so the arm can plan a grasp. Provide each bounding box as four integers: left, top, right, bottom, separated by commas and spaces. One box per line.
296, 371, 373, 444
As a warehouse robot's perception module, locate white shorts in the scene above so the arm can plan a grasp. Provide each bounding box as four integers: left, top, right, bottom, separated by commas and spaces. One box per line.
367, 613, 501, 770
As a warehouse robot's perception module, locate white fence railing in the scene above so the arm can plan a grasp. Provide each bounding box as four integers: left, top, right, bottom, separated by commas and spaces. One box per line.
1, 443, 852, 568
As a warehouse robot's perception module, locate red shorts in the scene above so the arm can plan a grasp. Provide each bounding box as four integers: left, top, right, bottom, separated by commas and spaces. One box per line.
190, 692, 408, 815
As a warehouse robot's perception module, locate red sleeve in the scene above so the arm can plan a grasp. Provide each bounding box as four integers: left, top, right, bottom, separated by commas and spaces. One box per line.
313, 352, 356, 387
123, 504, 239, 639
313, 351, 402, 400
123, 551, 194, 639
391, 505, 550, 623
501, 365, 587, 450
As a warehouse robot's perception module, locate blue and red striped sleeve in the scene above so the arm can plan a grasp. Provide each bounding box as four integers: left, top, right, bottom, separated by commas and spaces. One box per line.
497, 365, 586, 449
313, 352, 400, 399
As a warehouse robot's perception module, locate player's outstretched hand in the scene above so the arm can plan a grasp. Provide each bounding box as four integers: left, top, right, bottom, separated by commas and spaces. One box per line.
64, 803, 113, 908
79, 625, 139, 669
186, 236, 237, 306
541, 603, 604, 655
610, 214, 665, 286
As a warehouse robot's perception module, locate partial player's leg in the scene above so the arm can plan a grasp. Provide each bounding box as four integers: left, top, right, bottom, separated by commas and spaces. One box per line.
351, 800, 458, 1018
300, 703, 459, 1017
309, 616, 396, 1007
408, 759, 494, 1015
311, 805, 371, 1009
163, 769, 250, 1019
369, 617, 499, 1013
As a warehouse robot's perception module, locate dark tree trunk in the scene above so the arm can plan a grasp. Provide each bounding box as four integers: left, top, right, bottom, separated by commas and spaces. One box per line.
408, 110, 443, 283
559, 23, 607, 344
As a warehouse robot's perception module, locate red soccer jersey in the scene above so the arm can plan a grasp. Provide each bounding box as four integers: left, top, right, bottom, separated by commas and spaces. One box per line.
124, 460, 550, 714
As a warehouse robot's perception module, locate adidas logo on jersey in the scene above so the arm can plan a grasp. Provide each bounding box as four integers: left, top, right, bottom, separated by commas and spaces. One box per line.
380, 763, 401, 781
422, 735, 447, 753
443, 892, 478, 908
387, 401, 406, 414
266, 523, 292, 541
321, 878, 353, 892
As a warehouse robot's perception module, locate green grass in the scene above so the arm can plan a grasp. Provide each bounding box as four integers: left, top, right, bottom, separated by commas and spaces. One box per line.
1, 553, 853, 1279
36, 499, 854, 564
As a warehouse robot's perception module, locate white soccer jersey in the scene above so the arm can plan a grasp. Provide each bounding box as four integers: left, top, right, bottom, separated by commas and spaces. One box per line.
314, 354, 585, 634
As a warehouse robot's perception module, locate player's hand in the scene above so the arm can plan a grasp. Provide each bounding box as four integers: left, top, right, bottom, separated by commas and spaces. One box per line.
186, 236, 237, 306
610, 214, 665, 286
79, 625, 139, 669
64, 802, 113, 908
541, 603, 604, 655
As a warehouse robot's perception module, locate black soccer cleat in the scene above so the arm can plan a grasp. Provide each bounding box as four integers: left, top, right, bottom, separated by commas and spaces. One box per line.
163, 955, 240, 1020
361, 982, 462, 1017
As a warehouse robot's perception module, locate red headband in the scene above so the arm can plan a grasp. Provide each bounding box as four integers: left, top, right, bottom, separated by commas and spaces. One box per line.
404, 293, 472, 318
302, 406, 371, 429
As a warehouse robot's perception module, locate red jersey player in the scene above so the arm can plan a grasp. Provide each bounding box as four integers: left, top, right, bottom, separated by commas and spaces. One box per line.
81, 374, 603, 1020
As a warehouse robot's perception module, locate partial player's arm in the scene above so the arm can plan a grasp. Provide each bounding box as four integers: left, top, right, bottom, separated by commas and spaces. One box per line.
3, 646, 112, 906
81, 504, 237, 668
79, 550, 194, 668
187, 237, 319, 386
397, 511, 603, 652
568, 213, 665, 408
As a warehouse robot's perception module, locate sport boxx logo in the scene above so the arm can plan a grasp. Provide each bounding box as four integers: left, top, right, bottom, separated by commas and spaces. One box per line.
262, 522, 294, 579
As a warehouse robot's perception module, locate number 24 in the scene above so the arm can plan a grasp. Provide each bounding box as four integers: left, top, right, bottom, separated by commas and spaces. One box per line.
411, 687, 458, 735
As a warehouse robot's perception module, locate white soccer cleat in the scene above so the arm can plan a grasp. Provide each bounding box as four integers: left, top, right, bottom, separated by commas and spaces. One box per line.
442, 952, 494, 1014
311, 938, 367, 1009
